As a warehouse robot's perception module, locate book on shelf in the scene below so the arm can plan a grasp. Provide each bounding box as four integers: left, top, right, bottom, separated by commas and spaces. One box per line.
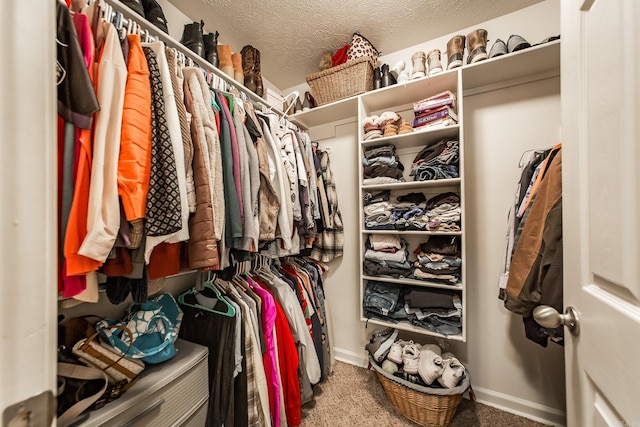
413, 105, 458, 127
413, 116, 458, 130
413, 90, 456, 115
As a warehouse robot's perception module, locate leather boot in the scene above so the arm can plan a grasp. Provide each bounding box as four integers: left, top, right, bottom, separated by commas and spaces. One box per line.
372, 67, 382, 90
203, 30, 219, 67
381, 64, 396, 88
466, 29, 488, 64
254, 48, 264, 97
180, 21, 204, 58
241, 45, 257, 93
232, 53, 244, 85
446, 35, 465, 70
217, 44, 234, 78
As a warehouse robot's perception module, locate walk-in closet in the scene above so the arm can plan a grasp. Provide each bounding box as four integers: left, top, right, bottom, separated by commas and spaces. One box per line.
3, 0, 640, 426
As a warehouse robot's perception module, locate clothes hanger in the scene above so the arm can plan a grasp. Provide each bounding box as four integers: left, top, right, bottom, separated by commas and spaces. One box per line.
177, 273, 236, 317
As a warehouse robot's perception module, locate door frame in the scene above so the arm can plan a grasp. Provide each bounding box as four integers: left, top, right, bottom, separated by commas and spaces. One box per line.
0, 0, 58, 423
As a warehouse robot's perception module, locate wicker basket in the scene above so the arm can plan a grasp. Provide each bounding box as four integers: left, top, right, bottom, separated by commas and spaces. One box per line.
370, 357, 469, 427
306, 57, 374, 106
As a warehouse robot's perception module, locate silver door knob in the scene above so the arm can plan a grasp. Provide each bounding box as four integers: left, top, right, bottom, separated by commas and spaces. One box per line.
532, 305, 580, 336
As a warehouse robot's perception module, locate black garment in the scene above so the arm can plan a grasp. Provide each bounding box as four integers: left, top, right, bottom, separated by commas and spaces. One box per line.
141, 0, 169, 33
412, 139, 446, 164
56, 0, 99, 129
363, 164, 404, 180
363, 190, 390, 206
179, 293, 236, 427
426, 192, 460, 209
397, 192, 426, 204
404, 288, 455, 309
143, 47, 182, 236
419, 235, 461, 256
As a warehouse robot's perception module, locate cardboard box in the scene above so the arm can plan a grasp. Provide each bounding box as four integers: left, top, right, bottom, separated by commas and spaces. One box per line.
264, 88, 284, 112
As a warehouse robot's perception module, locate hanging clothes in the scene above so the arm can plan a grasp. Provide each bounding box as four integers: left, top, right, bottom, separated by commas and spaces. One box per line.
500, 145, 563, 347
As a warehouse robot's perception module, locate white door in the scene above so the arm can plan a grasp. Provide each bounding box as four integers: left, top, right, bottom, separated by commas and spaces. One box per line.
561, 0, 640, 426
0, 0, 58, 425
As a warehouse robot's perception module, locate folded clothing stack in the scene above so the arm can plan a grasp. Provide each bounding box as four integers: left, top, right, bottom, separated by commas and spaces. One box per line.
362, 281, 462, 336
363, 191, 460, 232
362, 143, 405, 185
410, 138, 460, 181
363, 234, 412, 279
412, 235, 462, 285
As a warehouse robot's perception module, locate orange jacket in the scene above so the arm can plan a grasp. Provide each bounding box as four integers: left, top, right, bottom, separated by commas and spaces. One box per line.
118, 34, 152, 221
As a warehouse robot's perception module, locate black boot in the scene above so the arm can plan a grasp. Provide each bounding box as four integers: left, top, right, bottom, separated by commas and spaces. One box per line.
181, 20, 204, 58
204, 30, 219, 67
381, 64, 396, 88
373, 67, 382, 90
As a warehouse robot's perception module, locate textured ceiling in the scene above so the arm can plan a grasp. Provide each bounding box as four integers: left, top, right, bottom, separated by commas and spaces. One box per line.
168, 0, 544, 90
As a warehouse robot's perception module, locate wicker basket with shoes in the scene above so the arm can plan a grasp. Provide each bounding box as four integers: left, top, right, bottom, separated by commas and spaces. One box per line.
369, 356, 471, 427
306, 56, 374, 106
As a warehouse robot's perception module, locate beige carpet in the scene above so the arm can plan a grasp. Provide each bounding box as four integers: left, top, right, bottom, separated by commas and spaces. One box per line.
300, 361, 551, 427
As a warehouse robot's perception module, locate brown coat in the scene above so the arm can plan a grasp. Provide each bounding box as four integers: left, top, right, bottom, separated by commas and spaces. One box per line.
183, 77, 219, 269
505, 149, 563, 316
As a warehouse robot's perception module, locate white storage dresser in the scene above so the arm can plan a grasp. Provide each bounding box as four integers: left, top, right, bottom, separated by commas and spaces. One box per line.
78, 339, 209, 427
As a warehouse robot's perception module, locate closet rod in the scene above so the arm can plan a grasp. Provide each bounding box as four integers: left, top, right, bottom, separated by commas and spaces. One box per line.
103, 0, 297, 126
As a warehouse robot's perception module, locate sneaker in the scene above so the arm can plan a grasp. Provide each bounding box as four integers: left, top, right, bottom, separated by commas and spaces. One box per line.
437, 352, 466, 388
387, 339, 413, 364
488, 38, 507, 58
401, 343, 422, 374
507, 34, 531, 53
365, 328, 399, 362
417, 347, 445, 385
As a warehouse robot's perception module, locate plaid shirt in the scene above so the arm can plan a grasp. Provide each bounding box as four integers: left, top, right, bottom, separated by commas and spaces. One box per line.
311, 147, 344, 262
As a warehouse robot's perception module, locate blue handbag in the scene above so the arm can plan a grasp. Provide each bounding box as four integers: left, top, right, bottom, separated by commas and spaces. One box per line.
97, 293, 183, 364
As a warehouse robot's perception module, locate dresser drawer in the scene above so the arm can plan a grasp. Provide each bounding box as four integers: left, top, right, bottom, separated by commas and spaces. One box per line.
180, 399, 208, 427
81, 339, 209, 427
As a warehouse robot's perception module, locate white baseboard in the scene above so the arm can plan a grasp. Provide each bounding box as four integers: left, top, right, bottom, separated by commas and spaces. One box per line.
333, 346, 369, 368
332, 347, 567, 426
471, 385, 567, 426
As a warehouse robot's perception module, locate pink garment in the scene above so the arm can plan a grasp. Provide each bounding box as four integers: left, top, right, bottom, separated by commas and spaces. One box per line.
248, 276, 281, 426
73, 13, 93, 70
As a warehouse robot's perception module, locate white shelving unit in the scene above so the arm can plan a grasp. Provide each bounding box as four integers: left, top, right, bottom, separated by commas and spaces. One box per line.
288, 40, 561, 342
358, 69, 467, 341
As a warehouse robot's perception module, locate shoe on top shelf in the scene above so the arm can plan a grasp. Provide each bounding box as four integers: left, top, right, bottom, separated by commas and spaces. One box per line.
488, 38, 507, 58
507, 34, 531, 53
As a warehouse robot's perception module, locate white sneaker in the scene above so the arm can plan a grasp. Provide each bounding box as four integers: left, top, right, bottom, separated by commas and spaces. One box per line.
387, 339, 412, 364
417, 348, 445, 385
402, 343, 422, 374
437, 352, 466, 388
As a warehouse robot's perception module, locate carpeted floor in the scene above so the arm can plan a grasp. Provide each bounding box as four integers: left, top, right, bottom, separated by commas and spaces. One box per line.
300, 361, 551, 427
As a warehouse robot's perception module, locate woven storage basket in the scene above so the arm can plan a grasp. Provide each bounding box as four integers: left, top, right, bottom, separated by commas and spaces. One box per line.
306, 56, 374, 106
370, 357, 470, 427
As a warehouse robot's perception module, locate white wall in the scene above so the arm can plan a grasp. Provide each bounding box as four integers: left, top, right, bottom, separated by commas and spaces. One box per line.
309, 1, 566, 425
156, 0, 281, 97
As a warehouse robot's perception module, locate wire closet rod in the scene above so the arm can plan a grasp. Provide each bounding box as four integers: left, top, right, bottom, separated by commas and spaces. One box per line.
91, 0, 304, 131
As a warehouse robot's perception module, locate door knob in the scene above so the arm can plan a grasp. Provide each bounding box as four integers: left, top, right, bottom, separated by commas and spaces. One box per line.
532, 305, 580, 336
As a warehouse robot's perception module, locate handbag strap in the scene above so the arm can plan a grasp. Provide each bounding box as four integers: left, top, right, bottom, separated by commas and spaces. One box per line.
82, 325, 137, 370
57, 362, 108, 427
